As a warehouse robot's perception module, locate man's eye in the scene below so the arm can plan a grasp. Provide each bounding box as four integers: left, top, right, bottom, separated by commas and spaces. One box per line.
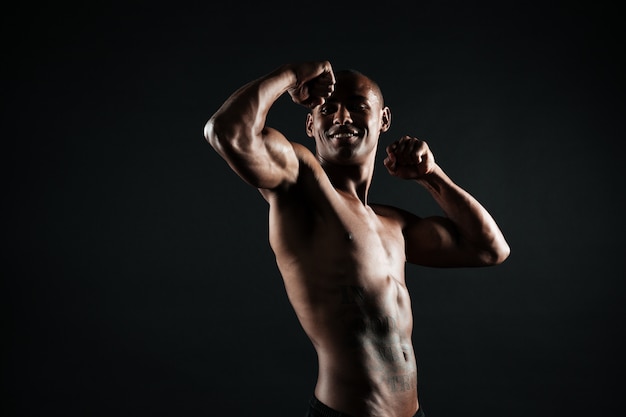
350, 104, 368, 112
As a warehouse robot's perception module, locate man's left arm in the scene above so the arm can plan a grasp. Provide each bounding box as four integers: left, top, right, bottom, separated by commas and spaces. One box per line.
384, 136, 511, 267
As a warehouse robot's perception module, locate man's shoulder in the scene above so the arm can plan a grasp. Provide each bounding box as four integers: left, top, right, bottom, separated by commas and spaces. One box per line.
290, 141, 316, 160
370, 202, 402, 214
259, 142, 329, 201
370, 203, 420, 225
289, 142, 328, 178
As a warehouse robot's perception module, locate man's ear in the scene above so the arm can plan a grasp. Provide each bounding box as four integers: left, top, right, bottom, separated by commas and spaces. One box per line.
305, 113, 314, 137
380, 106, 391, 133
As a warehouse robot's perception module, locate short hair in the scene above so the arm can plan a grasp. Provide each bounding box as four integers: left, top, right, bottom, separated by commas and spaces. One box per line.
335, 69, 384, 106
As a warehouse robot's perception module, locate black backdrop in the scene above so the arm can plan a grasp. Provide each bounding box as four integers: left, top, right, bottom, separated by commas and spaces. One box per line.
3, 1, 625, 416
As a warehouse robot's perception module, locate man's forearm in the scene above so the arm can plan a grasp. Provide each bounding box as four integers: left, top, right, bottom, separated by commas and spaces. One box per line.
205, 65, 296, 147
417, 165, 510, 264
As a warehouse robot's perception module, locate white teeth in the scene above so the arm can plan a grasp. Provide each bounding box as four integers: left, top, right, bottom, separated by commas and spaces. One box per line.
332, 133, 355, 138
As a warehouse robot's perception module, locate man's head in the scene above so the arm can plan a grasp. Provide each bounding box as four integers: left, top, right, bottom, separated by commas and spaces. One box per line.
306, 69, 391, 165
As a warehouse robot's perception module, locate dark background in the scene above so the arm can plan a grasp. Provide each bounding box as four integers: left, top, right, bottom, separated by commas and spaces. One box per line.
3, 1, 625, 416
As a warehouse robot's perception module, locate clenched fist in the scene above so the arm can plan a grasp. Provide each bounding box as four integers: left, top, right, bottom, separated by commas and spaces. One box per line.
287, 61, 336, 108
384, 136, 436, 179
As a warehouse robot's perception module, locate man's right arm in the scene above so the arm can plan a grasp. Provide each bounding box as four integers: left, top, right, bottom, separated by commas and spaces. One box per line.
203, 61, 335, 190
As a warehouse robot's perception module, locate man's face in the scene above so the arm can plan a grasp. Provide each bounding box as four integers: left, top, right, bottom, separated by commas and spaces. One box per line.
306, 72, 390, 165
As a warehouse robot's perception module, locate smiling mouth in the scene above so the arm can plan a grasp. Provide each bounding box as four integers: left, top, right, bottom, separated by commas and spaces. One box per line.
331, 132, 357, 139
328, 130, 360, 144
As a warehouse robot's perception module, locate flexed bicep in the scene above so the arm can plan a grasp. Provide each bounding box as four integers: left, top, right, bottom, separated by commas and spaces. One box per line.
207, 119, 299, 189
404, 215, 491, 268
205, 61, 335, 191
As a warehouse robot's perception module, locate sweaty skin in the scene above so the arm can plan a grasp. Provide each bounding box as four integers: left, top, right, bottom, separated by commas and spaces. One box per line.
204, 61, 510, 417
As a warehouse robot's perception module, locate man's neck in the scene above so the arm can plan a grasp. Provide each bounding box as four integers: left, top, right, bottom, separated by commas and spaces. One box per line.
320, 158, 375, 205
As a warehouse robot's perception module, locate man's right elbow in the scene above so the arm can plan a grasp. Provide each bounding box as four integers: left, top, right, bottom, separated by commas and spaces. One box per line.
203, 118, 220, 149
204, 117, 251, 158
204, 118, 235, 156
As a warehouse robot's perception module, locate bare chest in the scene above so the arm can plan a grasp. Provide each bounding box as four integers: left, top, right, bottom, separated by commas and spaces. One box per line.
271, 195, 406, 284
320, 205, 403, 268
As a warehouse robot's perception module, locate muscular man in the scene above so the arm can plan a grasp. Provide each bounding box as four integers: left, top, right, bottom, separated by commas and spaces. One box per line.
204, 61, 510, 417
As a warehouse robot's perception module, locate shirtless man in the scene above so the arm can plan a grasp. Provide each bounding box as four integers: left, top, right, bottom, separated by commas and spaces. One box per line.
204, 61, 510, 417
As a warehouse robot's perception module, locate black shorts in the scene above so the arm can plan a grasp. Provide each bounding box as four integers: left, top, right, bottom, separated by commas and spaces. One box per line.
306, 395, 426, 417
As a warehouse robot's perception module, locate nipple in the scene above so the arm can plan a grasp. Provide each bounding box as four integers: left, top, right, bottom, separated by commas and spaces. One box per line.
345, 232, 353, 241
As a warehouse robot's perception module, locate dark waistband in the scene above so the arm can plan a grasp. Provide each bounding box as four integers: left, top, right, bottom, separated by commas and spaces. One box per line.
309, 396, 353, 417
309, 395, 425, 417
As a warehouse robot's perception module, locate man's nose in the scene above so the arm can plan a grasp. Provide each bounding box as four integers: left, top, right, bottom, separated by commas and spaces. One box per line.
333, 106, 352, 125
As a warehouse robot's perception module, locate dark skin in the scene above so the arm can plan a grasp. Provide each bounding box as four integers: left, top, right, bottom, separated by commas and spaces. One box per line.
204, 61, 510, 417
